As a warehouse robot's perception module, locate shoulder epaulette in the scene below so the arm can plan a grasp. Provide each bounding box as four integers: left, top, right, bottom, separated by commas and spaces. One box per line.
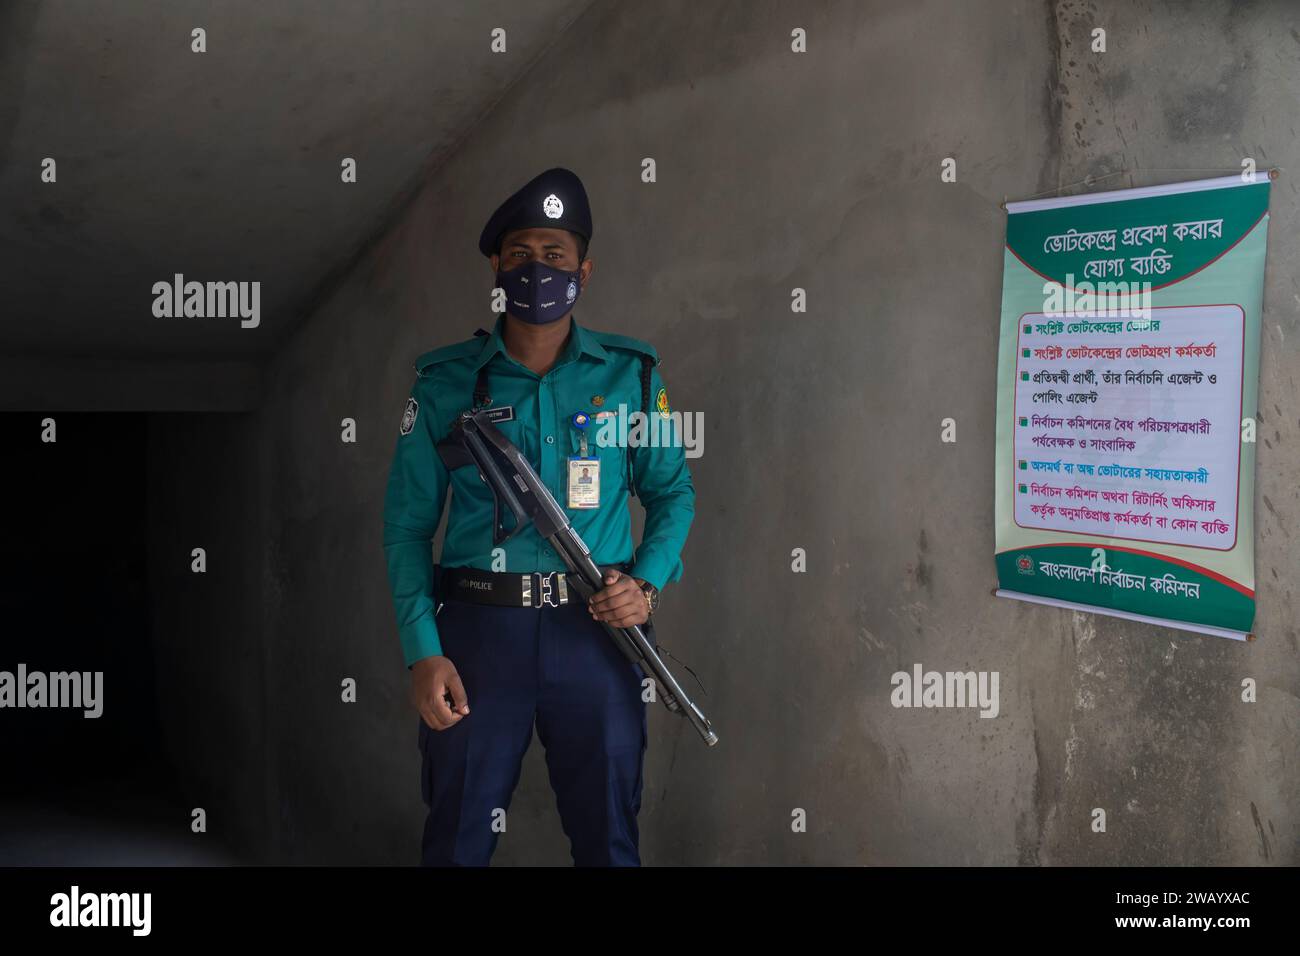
589, 330, 660, 366
414, 336, 483, 375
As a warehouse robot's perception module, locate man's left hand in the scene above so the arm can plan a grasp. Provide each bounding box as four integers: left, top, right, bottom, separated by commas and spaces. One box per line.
587, 569, 650, 627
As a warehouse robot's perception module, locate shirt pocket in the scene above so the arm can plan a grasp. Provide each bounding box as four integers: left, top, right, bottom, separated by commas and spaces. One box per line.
450, 415, 531, 507
597, 428, 630, 502
488, 412, 538, 472
494, 414, 528, 450
566, 410, 629, 507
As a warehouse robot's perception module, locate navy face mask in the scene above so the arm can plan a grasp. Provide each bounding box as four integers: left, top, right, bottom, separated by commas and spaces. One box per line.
495, 259, 581, 324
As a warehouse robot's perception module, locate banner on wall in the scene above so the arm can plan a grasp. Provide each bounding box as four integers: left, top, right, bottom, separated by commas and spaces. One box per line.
993, 173, 1272, 640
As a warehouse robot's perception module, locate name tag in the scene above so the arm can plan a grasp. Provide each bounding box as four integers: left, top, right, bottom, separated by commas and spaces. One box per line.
567, 457, 600, 509
483, 405, 514, 423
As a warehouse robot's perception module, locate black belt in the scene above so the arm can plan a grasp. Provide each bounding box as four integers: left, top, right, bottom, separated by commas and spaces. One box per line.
436, 564, 564, 608
439, 566, 570, 608
437, 564, 632, 608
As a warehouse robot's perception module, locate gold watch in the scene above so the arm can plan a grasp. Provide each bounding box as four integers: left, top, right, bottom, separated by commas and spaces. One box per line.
637, 579, 660, 615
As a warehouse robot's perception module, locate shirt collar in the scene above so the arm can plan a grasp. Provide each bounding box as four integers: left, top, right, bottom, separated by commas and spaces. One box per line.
473, 315, 508, 371
474, 314, 608, 371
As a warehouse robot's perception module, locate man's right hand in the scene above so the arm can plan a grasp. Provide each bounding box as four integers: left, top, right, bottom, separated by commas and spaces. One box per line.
411, 655, 470, 731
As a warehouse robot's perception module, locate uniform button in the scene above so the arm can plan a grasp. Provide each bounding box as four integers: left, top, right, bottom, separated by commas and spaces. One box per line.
545, 435, 555, 444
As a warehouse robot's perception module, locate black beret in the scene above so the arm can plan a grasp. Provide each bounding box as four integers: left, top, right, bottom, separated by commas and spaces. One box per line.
478, 167, 592, 258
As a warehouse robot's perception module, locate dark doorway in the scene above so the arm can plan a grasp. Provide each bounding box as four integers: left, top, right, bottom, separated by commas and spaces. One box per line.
0, 413, 236, 864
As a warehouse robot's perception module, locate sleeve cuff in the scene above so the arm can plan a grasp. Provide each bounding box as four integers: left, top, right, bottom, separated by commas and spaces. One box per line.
400, 610, 443, 668
630, 550, 681, 592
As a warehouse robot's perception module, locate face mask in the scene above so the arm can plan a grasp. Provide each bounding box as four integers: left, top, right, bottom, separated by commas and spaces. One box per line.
494, 259, 581, 324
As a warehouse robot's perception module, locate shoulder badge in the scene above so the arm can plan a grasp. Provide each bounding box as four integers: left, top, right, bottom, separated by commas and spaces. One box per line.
655, 386, 671, 419
399, 397, 419, 436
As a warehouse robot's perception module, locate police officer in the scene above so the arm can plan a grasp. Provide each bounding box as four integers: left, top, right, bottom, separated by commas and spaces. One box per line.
382, 167, 696, 866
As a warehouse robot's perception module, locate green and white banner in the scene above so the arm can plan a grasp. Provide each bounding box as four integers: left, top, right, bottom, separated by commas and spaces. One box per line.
994, 174, 1271, 640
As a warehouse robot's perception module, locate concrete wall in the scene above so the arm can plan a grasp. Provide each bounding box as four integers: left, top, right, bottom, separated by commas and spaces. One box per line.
152, 0, 1297, 864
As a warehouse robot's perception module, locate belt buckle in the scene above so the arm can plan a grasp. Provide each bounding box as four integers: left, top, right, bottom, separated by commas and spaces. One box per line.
535, 571, 566, 608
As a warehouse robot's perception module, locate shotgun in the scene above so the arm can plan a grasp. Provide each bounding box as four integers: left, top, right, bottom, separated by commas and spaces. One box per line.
436, 408, 718, 747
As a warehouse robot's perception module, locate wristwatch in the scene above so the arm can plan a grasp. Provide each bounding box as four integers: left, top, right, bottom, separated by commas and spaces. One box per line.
637, 579, 660, 615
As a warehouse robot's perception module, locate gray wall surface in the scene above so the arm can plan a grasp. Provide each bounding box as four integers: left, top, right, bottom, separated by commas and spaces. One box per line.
0, 0, 589, 407
146, 0, 1297, 864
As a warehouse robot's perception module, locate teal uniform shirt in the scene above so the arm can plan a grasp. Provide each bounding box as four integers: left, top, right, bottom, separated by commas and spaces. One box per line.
382, 314, 696, 667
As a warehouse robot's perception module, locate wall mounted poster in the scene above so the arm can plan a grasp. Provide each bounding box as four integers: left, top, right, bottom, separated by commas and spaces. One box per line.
994, 174, 1271, 640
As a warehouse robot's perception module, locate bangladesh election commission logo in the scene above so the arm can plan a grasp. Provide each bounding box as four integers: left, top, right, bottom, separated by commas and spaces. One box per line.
1016, 554, 1035, 575
399, 397, 419, 436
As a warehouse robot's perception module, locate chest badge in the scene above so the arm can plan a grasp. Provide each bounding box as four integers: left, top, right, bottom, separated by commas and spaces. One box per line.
591, 394, 604, 407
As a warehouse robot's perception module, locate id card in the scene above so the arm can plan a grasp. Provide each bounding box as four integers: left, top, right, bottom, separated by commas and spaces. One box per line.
567, 457, 600, 509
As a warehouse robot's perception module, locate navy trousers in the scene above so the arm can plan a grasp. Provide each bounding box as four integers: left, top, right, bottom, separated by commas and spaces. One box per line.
417, 596, 653, 866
